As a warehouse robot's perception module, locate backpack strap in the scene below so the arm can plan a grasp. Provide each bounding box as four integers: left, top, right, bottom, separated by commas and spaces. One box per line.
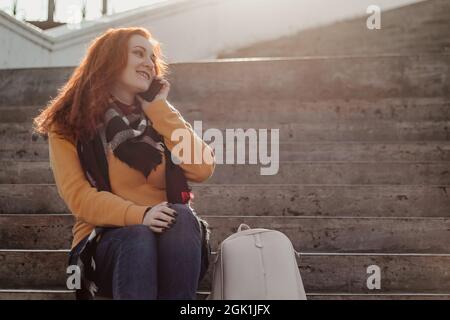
237, 223, 251, 232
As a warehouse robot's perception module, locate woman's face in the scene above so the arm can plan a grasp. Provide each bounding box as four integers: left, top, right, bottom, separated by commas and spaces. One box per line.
114, 34, 157, 97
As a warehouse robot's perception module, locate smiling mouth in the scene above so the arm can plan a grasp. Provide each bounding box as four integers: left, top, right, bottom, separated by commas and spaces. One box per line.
136, 71, 150, 80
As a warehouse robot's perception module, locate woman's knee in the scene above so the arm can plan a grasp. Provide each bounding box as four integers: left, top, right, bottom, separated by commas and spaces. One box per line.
110, 224, 157, 251
168, 204, 201, 234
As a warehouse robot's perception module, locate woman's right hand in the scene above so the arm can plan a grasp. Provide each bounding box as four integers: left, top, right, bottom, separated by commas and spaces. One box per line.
142, 201, 177, 233
153, 77, 170, 102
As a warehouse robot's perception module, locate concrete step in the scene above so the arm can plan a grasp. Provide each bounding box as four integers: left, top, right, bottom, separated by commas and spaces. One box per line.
2, 214, 449, 253
0, 289, 75, 300
3, 120, 450, 144
201, 121, 450, 142
1, 184, 448, 217
305, 293, 450, 300
2, 141, 450, 162
2, 160, 449, 185
0, 289, 448, 300
209, 161, 450, 185
1, 250, 449, 293
125, 97, 450, 123
273, 141, 450, 162
1, 55, 449, 107
0, 289, 209, 300
0, 142, 50, 161
3, 98, 450, 123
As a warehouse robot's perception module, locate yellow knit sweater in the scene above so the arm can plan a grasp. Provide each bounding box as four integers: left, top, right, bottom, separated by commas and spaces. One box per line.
48, 99, 215, 250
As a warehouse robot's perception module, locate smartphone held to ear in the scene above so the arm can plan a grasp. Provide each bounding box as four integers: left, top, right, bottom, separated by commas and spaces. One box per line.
138, 78, 164, 102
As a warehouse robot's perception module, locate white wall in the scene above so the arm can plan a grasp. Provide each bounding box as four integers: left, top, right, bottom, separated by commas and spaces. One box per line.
0, 0, 424, 69
0, 11, 53, 69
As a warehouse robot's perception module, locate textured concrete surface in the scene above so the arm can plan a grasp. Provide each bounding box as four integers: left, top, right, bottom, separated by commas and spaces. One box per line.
1, 250, 449, 293
1, 160, 449, 185
1, 184, 448, 217
1, 55, 449, 107
2, 98, 450, 123
218, 0, 450, 58
0, 290, 448, 300
1, 214, 449, 253
3, 120, 450, 143
2, 141, 450, 162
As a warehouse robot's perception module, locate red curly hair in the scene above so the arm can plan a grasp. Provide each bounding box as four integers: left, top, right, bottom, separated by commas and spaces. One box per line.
33, 27, 168, 144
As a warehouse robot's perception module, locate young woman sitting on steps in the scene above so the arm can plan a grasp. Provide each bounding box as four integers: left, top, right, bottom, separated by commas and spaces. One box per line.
33, 27, 215, 300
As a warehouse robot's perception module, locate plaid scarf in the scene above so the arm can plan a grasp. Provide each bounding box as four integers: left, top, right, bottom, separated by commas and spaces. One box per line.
102, 95, 165, 178
70, 95, 211, 299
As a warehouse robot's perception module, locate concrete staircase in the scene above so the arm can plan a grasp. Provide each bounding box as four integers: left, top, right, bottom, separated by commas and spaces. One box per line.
0, 51, 449, 299
219, 0, 450, 58
1, 0, 450, 299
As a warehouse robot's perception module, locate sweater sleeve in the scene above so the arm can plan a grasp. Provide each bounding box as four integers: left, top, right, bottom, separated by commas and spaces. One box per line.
48, 129, 147, 226
142, 99, 216, 183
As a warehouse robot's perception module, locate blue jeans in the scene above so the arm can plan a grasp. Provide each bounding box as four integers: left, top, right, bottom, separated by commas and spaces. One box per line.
72, 203, 202, 300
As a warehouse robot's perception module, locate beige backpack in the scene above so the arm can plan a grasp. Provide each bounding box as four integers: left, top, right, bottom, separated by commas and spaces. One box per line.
207, 223, 307, 300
